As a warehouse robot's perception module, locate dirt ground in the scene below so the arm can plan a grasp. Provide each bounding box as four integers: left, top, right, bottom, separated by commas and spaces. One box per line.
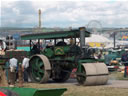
22, 72, 128, 96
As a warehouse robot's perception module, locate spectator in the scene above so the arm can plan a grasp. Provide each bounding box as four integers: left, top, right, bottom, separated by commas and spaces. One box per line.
0, 40, 6, 55
121, 51, 128, 77
31, 44, 40, 54
9, 57, 18, 87
0, 40, 6, 51
22, 56, 30, 82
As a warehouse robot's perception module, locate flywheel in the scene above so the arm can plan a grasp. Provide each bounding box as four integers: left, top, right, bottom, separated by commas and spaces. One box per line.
29, 55, 51, 83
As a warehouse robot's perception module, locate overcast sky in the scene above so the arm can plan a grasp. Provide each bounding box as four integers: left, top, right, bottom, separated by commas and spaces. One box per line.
0, 0, 128, 28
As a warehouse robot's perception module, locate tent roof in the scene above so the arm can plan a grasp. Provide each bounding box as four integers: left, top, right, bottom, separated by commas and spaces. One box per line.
85, 34, 111, 43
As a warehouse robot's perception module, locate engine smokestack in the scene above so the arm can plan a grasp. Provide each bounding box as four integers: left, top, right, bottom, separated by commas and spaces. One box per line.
79, 27, 86, 49
39, 9, 41, 28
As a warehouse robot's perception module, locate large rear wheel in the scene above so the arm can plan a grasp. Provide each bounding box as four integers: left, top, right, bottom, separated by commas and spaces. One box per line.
29, 55, 51, 83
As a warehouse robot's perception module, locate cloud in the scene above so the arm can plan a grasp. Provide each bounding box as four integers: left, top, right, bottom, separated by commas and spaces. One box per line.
0, 1, 1, 26
1, 0, 128, 28
1, 0, 37, 27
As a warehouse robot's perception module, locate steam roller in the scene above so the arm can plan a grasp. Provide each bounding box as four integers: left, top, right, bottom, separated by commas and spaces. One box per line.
77, 63, 109, 86
20, 27, 109, 86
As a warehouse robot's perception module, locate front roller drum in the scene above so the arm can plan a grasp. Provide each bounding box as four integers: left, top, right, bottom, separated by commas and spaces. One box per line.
77, 63, 109, 86
29, 55, 51, 83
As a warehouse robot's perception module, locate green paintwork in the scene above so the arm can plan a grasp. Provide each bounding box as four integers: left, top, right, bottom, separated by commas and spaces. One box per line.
50, 56, 75, 62
21, 29, 90, 40
97, 59, 104, 62
65, 56, 75, 61
78, 59, 97, 63
31, 57, 44, 82
43, 48, 54, 58
77, 59, 98, 72
43, 46, 70, 56
54, 47, 65, 55
2, 87, 67, 96
55, 46, 70, 55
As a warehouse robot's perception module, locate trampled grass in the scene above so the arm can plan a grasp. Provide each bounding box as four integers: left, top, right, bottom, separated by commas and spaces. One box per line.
109, 72, 128, 80
23, 72, 128, 96
23, 83, 128, 96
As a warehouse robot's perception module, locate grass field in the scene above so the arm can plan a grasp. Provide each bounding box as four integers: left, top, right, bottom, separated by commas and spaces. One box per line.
23, 72, 128, 96
109, 71, 128, 80
24, 83, 128, 96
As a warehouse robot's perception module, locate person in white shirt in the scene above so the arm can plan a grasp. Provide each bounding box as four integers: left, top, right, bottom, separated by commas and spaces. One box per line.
22, 56, 30, 82
9, 58, 18, 68
0, 40, 6, 55
0, 40, 6, 51
9, 57, 18, 87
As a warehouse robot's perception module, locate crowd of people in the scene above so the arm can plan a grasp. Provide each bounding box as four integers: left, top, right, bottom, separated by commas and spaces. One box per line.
0, 39, 30, 87
8, 56, 30, 87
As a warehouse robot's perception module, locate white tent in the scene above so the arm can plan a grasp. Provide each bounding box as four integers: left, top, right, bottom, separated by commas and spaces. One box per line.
104, 43, 113, 48
85, 34, 111, 43
85, 34, 113, 48
65, 34, 113, 48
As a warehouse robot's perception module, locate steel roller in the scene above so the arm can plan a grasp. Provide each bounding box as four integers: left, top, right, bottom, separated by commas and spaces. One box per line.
77, 63, 109, 86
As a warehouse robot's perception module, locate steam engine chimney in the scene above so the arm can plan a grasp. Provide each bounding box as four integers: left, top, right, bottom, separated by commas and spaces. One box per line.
39, 9, 41, 28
